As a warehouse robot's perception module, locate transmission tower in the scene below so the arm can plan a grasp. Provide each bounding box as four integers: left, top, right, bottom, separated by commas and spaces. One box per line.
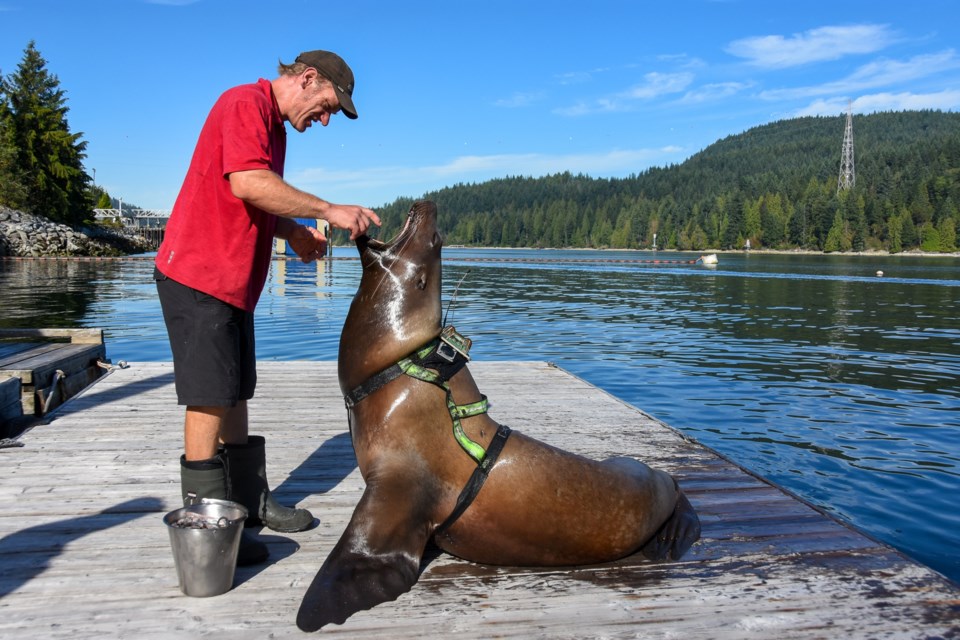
837, 101, 855, 194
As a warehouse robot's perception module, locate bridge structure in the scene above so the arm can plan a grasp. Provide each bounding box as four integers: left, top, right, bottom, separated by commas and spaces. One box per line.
92, 210, 330, 255
93, 209, 170, 249
93, 208, 170, 228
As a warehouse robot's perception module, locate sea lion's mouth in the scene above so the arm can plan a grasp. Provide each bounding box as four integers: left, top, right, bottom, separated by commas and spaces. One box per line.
356, 202, 435, 257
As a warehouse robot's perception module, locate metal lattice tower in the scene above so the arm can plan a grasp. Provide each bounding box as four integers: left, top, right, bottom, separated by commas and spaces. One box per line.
837, 102, 855, 194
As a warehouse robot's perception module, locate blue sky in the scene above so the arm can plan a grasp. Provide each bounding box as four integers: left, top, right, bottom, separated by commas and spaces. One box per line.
2, 0, 959, 211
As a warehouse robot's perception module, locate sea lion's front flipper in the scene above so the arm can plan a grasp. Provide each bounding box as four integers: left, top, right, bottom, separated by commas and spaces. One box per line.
297, 477, 433, 631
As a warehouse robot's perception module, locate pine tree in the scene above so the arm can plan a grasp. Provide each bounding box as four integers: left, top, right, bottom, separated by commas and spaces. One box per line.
0, 70, 29, 209
887, 214, 903, 253
920, 223, 941, 252
938, 217, 956, 252
824, 209, 851, 252
5, 41, 91, 224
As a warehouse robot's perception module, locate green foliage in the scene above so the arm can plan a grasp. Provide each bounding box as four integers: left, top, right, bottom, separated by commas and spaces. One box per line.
824, 210, 851, 252
887, 214, 903, 253
1, 41, 90, 224
367, 111, 960, 253
920, 223, 941, 252
0, 70, 29, 209
938, 217, 956, 252
95, 190, 112, 209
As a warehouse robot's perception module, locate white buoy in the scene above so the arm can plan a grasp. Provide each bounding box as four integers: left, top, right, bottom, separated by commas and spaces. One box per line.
876, 270, 884, 277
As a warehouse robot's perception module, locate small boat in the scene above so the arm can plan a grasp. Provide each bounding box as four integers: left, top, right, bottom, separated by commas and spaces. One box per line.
697, 254, 718, 265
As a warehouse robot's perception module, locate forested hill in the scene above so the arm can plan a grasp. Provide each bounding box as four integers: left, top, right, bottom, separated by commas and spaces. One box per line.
367, 110, 960, 253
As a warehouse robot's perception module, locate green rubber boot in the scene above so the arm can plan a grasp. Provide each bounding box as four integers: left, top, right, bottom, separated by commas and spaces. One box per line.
222, 435, 315, 533
179, 455, 269, 566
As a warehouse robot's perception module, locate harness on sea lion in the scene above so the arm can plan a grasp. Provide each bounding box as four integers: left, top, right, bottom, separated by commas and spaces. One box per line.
344, 325, 512, 537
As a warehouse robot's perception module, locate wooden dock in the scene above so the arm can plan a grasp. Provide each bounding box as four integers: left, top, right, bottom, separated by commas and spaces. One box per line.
1, 361, 957, 639
0, 328, 107, 433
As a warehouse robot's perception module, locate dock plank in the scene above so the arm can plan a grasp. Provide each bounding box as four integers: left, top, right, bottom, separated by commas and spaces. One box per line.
0, 329, 107, 421
0, 361, 957, 639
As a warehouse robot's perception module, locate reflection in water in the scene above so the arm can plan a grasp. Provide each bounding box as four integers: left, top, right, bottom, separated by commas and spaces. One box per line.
1, 250, 959, 583
0, 259, 113, 328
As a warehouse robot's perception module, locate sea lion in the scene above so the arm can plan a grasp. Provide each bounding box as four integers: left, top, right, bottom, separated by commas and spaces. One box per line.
296, 200, 700, 631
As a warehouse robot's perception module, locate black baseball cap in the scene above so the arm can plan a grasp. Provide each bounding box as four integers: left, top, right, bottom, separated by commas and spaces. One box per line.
295, 50, 358, 119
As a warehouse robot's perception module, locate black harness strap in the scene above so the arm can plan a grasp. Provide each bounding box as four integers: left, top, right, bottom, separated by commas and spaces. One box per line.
433, 423, 512, 539
344, 338, 469, 409
344, 363, 405, 408
344, 329, 508, 539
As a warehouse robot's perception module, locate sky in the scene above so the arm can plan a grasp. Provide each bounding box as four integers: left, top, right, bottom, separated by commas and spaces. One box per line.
1, 0, 959, 211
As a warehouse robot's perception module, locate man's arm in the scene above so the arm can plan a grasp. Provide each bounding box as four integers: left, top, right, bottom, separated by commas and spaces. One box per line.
229, 169, 379, 239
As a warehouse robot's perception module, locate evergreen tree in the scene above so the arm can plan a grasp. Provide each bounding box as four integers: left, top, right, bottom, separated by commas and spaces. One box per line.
920, 223, 941, 252
0, 70, 29, 209
849, 193, 867, 252
887, 214, 903, 253
938, 217, 956, 252
5, 41, 91, 224
900, 207, 919, 249
824, 209, 851, 252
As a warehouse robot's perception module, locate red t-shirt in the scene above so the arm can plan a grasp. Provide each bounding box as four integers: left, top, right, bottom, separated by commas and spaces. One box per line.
156, 78, 286, 311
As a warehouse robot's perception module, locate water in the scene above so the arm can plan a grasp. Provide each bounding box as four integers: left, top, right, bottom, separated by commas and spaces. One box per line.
2, 248, 959, 584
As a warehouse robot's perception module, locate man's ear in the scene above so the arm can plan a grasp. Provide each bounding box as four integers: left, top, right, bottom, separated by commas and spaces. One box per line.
301, 67, 318, 89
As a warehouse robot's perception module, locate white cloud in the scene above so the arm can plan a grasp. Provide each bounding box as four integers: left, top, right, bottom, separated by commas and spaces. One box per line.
555, 67, 611, 85
759, 50, 960, 101
622, 72, 695, 99
727, 24, 896, 68
681, 81, 753, 104
290, 147, 685, 204
555, 72, 694, 116
792, 90, 960, 117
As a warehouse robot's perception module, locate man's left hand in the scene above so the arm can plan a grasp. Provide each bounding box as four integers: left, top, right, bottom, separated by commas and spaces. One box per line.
289, 224, 328, 263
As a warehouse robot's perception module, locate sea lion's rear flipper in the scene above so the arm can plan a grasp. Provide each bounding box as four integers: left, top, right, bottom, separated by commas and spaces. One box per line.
296, 478, 431, 631
640, 489, 701, 561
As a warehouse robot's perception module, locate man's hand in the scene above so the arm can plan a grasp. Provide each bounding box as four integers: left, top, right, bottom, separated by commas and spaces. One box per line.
288, 224, 328, 263
324, 204, 381, 240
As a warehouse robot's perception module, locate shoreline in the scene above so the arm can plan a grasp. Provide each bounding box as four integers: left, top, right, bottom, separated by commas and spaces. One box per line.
437, 245, 960, 259
3, 247, 958, 260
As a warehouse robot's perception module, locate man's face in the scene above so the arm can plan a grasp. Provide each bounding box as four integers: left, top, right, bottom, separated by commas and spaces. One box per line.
289, 74, 342, 132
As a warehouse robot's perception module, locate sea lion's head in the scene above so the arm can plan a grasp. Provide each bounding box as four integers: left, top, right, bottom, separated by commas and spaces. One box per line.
339, 201, 444, 390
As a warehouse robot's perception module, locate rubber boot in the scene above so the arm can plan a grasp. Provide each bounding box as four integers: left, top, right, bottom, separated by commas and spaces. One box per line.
221, 435, 315, 533
179, 455, 269, 566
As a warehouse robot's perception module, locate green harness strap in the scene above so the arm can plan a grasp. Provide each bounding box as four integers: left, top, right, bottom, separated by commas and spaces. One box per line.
398, 351, 490, 464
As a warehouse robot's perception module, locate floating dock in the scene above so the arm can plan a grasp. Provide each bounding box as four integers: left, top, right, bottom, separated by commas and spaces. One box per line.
0, 328, 107, 435
0, 361, 957, 639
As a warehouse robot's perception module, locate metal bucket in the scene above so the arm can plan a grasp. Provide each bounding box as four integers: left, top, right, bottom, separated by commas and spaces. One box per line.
163, 498, 247, 597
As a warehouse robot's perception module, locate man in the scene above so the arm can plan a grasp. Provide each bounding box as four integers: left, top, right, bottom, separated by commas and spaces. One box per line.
155, 50, 380, 565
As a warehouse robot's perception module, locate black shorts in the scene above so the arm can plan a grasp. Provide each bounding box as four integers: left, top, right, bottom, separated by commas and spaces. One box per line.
155, 268, 257, 406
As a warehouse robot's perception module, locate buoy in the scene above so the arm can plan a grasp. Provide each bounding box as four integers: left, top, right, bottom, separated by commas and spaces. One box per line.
876, 270, 884, 277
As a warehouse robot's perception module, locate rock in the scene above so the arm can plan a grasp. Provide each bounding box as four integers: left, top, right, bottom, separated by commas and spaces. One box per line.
0, 206, 154, 257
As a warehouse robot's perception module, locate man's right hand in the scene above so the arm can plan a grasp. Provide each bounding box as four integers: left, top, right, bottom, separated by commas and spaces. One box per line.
324, 204, 381, 240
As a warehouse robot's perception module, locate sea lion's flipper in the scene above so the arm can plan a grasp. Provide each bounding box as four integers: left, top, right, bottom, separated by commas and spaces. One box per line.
640, 489, 701, 561
297, 478, 432, 631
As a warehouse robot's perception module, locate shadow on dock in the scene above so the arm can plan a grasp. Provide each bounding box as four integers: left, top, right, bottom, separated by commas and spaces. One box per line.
0, 497, 164, 599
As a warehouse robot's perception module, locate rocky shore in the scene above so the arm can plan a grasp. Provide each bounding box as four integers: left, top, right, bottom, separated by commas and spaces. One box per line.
0, 206, 154, 257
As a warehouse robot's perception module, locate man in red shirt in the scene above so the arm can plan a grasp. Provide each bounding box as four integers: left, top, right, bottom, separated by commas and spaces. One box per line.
155, 50, 380, 565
